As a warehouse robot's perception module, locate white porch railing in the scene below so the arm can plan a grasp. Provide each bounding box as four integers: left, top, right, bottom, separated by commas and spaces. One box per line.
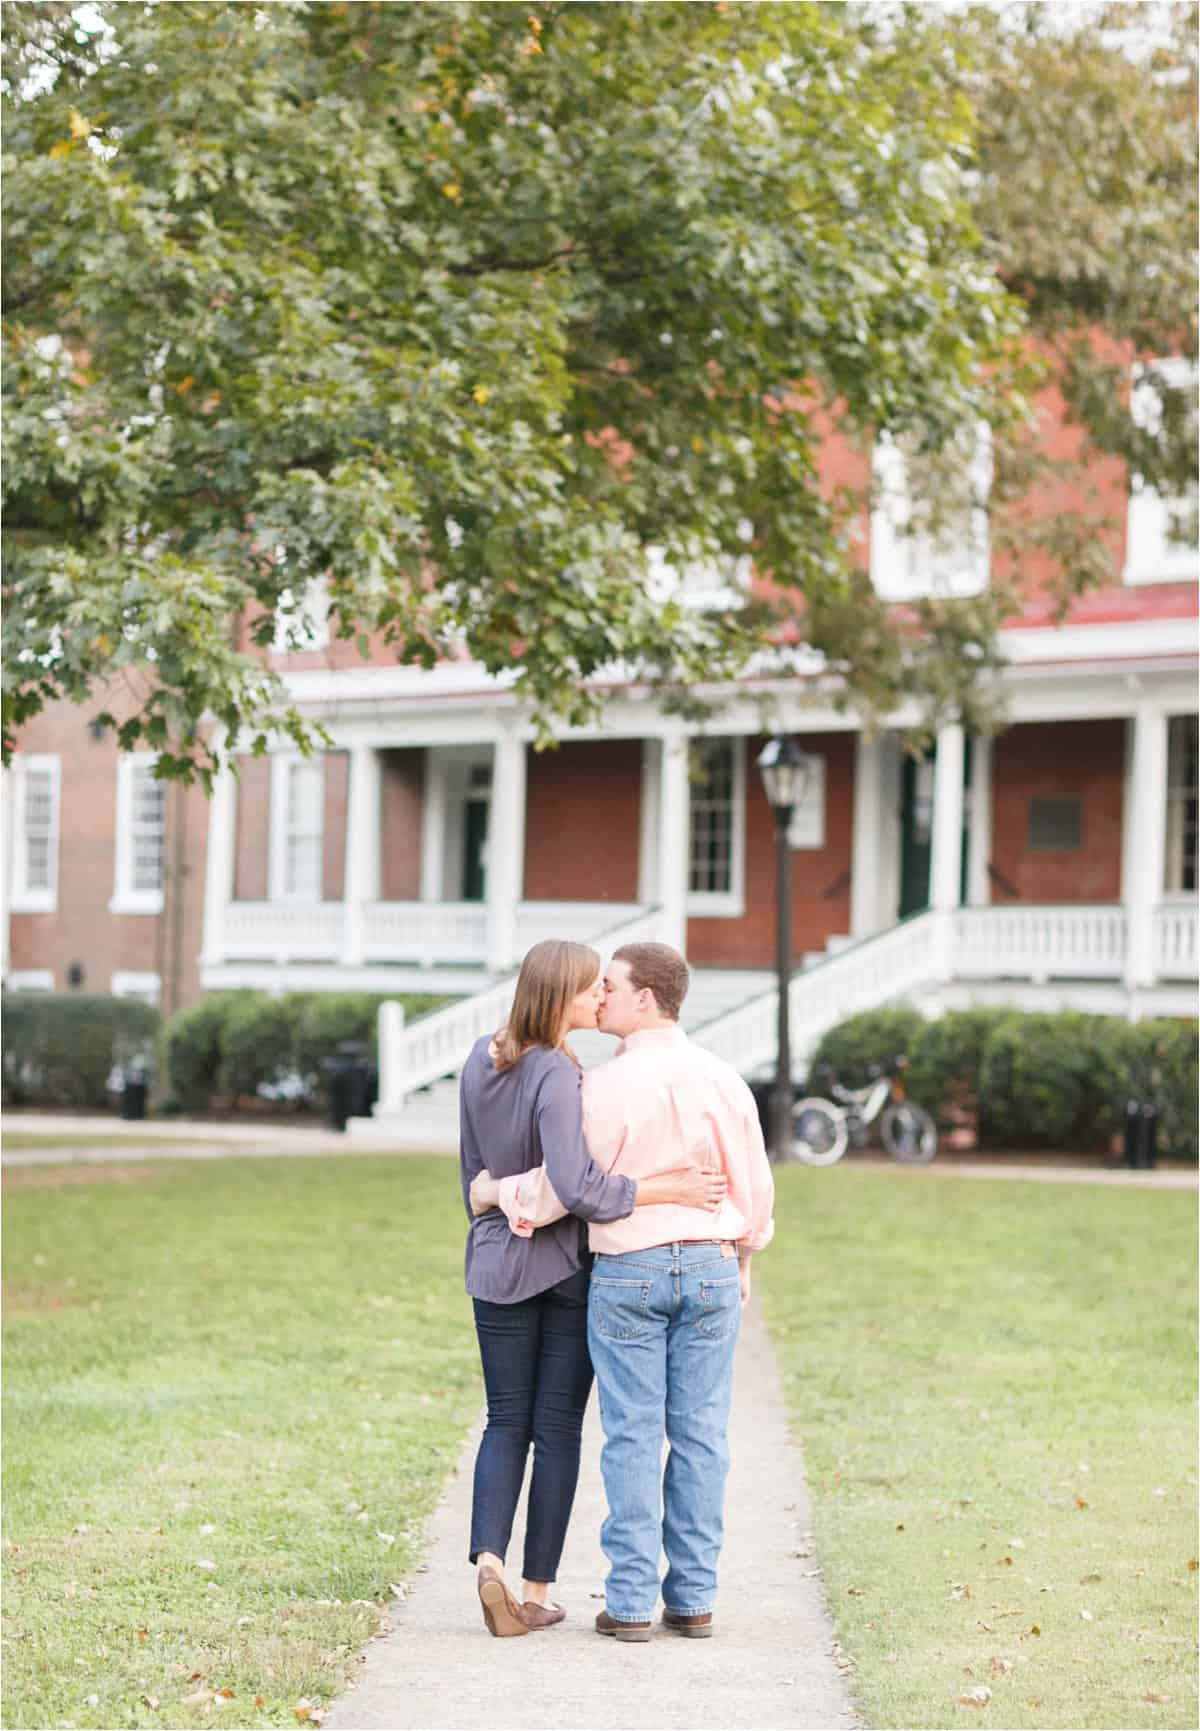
372, 904, 668, 1109
694, 911, 946, 1075
953, 903, 1127, 981
363, 901, 487, 966
1154, 902, 1198, 979
516, 901, 643, 953
223, 901, 344, 961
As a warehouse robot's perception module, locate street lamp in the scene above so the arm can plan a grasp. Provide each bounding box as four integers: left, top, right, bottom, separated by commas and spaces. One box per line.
757, 736, 811, 1163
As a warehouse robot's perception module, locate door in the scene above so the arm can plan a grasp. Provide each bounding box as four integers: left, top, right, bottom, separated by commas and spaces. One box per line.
899, 755, 934, 917
462, 798, 489, 902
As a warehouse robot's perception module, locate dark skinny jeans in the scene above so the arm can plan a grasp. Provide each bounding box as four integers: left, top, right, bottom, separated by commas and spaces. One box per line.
468, 1265, 593, 1583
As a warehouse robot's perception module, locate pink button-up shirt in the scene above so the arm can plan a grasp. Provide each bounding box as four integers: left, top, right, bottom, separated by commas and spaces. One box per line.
493, 1024, 775, 1256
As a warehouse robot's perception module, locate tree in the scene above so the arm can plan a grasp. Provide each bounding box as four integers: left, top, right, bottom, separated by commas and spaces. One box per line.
2, 2, 1192, 780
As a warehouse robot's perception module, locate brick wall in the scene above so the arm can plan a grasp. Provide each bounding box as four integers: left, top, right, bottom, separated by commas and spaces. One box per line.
7, 697, 209, 1011
233, 754, 271, 901
688, 732, 855, 968
524, 740, 643, 902
991, 719, 1125, 902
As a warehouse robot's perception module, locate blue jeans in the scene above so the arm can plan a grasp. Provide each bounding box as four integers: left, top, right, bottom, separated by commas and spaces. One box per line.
469, 1266, 593, 1583
587, 1242, 741, 1623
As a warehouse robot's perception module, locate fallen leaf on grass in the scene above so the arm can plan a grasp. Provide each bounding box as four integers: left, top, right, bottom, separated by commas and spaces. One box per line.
949, 1583, 973, 1601
195, 1559, 216, 1571
1080, 1572, 1102, 1584
141, 1695, 160, 1710
293, 1702, 326, 1725
1188, 1559, 1198, 1572
1144, 1692, 1171, 1704
1080, 1609, 1093, 1621
989, 1657, 1014, 1676
1074, 1495, 1090, 1509
137, 1628, 149, 1641
254, 1699, 266, 1710
846, 1585, 865, 1596
183, 1689, 214, 1707
957, 1685, 992, 1707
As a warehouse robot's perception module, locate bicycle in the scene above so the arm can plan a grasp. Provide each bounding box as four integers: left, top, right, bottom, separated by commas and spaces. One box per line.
791, 1055, 938, 1166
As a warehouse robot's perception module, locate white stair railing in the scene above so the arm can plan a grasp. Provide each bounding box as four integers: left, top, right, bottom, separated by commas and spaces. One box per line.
1154, 903, 1198, 980
373, 904, 668, 1111
692, 911, 947, 1076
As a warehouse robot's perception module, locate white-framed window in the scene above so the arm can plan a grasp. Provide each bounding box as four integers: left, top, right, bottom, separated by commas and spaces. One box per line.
870, 423, 992, 602
111, 970, 162, 1005
10, 754, 61, 913
110, 753, 166, 915
687, 737, 745, 917
6, 969, 54, 992
1165, 714, 1198, 894
273, 575, 331, 652
1124, 358, 1199, 585
270, 754, 325, 901
787, 754, 827, 850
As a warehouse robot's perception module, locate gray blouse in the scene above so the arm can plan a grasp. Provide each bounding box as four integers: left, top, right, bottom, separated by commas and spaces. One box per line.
459, 1036, 637, 1304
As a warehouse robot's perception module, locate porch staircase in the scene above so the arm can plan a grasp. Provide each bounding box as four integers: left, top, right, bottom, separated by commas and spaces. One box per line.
347, 901, 1197, 1148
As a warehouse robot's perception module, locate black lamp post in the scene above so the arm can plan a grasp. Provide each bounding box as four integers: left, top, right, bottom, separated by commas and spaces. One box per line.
757, 736, 810, 1163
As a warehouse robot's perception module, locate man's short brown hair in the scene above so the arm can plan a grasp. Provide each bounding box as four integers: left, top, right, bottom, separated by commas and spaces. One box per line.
611, 942, 690, 1022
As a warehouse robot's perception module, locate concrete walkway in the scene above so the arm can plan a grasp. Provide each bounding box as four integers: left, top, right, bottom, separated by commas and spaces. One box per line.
326, 1304, 861, 1731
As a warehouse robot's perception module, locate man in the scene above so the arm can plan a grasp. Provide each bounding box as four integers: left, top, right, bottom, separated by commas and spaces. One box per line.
473, 941, 774, 1642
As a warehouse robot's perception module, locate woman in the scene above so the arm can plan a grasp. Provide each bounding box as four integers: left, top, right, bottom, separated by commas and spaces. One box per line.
460, 938, 726, 1638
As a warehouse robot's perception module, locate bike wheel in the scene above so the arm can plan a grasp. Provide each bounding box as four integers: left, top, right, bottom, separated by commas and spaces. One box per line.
880, 1102, 938, 1164
791, 1099, 849, 1166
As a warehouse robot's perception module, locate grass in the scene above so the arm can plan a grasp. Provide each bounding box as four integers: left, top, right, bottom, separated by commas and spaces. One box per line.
2, 1154, 475, 1731
757, 1168, 1198, 1730
2, 1134, 233, 1153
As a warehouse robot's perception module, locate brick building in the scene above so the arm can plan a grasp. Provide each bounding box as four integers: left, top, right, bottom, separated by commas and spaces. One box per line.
4, 376, 1197, 1116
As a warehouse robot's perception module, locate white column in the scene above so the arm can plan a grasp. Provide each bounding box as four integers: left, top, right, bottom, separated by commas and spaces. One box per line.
966, 734, 993, 908
420, 750, 447, 902
637, 737, 661, 907
0, 765, 10, 980
375, 999, 408, 1112
200, 732, 236, 969
341, 744, 381, 966
1123, 706, 1169, 991
930, 722, 966, 912
657, 733, 690, 955
486, 733, 527, 973
850, 733, 886, 939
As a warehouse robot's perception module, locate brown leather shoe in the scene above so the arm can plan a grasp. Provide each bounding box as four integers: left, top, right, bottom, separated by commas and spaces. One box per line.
595, 1609, 653, 1643
662, 1609, 714, 1638
477, 1565, 529, 1637
522, 1600, 566, 1629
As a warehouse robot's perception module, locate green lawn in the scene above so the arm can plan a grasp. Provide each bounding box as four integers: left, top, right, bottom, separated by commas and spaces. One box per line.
757, 1168, 1198, 1730
2, 1155, 475, 1731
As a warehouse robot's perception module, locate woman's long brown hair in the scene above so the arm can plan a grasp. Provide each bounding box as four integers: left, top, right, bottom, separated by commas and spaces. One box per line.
492, 939, 601, 1073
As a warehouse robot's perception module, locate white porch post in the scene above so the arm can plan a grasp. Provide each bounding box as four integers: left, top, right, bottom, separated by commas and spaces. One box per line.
966, 733, 993, 908
0, 765, 10, 980
420, 749, 447, 902
657, 732, 690, 955
637, 737, 662, 907
486, 732, 527, 973
930, 723, 965, 912
850, 733, 885, 939
341, 744, 381, 966
1123, 706, 1169, 992
200, 732, 236, 969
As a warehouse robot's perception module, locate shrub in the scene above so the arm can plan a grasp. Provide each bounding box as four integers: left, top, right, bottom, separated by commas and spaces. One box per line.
907, 1008, 1014, 1128
3, 993, 160, 1109
1108, 1018, 1199, 1161
977, 1012, 1127, 1150
808, 1006, 926, 1089
161, 992, 248, 1112
219, 994, 303, 1103
159, 989, 457, 1113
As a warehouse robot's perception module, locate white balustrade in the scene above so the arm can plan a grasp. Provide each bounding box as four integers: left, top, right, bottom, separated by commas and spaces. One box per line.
363, 901, 488, 966
370, 904, 665, 1110
223, 901, 344, 961
694, 911, 945, 1075
1154, 903, 1198, 979
954, 904, 1126, 981
515, 902, 646, 953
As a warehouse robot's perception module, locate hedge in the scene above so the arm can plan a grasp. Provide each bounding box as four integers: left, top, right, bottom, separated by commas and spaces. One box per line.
3, 993, 161, 1109
160, 990, 453, 1113
810, 1004, 1198, 1159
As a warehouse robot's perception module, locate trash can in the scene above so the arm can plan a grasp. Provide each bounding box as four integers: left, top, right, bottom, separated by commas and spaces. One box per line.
1123, 1099, 1159, 1170
321, 1041, 376, 1132
120, 1070, 148, 1121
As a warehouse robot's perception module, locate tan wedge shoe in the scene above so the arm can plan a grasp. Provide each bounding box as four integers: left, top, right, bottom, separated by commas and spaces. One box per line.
477, 1565, 530, 1638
